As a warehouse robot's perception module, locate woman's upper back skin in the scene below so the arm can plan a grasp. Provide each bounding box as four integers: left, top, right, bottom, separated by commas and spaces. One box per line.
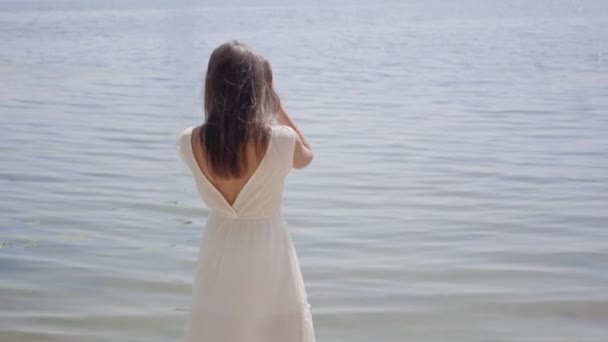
190, 124, 310, 207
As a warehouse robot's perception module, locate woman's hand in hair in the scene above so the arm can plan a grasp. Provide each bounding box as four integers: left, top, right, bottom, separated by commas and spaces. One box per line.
276, 106, 314, 169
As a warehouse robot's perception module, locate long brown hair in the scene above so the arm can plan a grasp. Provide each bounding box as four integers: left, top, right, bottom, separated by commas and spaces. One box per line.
261, 56, 282, 113
199, 41, 276, 179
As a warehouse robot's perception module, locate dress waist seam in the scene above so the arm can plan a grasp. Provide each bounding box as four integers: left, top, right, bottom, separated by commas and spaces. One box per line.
209, 212, 282, 221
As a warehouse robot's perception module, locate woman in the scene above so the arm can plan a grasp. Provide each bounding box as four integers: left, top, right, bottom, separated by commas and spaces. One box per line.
177, 40, 315, 342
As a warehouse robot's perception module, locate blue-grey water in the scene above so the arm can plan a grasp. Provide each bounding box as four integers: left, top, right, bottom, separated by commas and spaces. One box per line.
1, 1, 608, 341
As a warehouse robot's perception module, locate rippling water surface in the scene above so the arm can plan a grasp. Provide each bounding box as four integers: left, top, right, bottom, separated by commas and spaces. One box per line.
1, 1, 608, 341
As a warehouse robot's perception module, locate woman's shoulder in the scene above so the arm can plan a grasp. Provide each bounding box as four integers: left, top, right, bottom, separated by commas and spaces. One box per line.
269, 125, 297, 158
177, 125, 196, 161
183, 125, 197, 134
270, 124, 296, 139
178, 125, 196, 146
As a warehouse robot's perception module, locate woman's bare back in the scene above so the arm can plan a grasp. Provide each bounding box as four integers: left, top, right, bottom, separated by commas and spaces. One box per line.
189, 125, 270, 206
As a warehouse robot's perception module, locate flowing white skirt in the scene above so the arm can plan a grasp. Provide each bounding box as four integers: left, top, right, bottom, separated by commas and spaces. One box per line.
184, 213, 315, 342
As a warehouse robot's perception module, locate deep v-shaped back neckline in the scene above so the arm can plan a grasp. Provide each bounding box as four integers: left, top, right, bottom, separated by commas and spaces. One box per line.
187, 125, 274, 212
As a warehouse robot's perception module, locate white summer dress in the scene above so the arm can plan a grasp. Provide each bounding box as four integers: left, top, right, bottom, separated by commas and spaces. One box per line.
177, 124, 315, 342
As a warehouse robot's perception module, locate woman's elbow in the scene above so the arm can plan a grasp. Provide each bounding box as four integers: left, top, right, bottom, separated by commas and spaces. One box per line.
293, 149, 314, 169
